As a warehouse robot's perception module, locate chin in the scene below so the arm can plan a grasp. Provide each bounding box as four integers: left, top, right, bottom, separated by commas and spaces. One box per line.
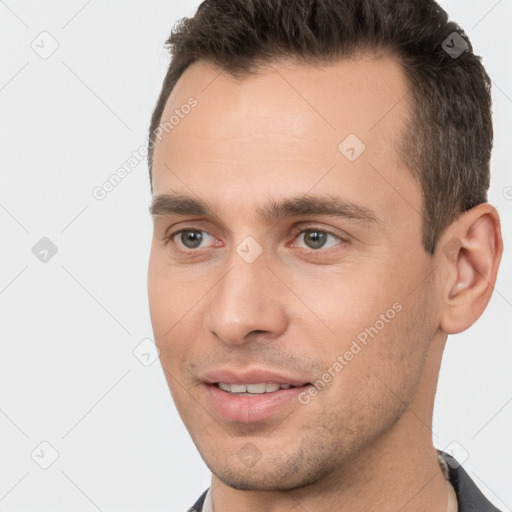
206, 451, 336, 492
217, 471, 305, 492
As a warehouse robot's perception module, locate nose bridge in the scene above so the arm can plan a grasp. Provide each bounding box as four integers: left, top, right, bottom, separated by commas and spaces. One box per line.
206, 246, 287, 345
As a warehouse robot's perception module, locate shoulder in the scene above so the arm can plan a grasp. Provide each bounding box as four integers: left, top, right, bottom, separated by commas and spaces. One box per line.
187, 488, 208, 512
437, 449, 502, 512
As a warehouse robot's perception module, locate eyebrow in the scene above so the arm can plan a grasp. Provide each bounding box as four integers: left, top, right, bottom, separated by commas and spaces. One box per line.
149, 193, 379, 224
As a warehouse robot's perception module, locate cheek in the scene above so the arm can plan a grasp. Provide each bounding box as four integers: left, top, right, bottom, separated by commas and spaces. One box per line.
147, 257, 170, 340
147, 260, 219, 391
148, 255, 193, 361
311, 301, 430, 449
148, 247, 196, 329
338, 293, 434, 405
297, 267, 429, 397
289, 268, 403, 352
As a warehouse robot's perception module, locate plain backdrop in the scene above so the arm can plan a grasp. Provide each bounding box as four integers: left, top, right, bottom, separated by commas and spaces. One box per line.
0, 1, 510, 510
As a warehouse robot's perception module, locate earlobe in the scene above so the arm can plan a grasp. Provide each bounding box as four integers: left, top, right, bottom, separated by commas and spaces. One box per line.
438, 204, 503, 335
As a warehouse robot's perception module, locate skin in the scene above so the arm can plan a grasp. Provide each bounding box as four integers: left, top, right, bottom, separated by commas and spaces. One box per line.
147, 53, 502, 512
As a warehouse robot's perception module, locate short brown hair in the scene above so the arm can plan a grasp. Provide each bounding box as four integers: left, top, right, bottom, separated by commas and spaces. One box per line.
148, 0, 493, 254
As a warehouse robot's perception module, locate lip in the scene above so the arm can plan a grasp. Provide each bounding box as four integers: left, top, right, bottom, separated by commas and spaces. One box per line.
205, 383, 310, 422
200, 368, 310, 387
200, 367, 312, 423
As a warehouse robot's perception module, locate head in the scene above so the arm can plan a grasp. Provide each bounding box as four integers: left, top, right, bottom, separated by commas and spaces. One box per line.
147, 0, 502, 492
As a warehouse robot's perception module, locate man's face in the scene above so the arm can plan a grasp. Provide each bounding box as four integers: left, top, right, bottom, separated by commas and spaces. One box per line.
148, 55, 441, 490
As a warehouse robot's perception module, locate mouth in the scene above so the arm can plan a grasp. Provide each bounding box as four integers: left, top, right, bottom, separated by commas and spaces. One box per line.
197, 368, 313, 422
204, 380, 313, 423
215, 382, 301, 395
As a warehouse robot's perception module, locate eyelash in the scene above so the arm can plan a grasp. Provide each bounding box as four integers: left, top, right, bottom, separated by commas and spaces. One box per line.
163, 226, 347, 254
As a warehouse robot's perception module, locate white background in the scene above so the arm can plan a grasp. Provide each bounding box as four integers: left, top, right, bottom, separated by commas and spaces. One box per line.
0, 1, 510, 510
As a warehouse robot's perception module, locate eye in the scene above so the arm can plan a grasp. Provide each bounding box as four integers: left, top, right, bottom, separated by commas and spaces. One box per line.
163, 226, 345, 253
167, 229, 216, 250
293, 228, 343, 250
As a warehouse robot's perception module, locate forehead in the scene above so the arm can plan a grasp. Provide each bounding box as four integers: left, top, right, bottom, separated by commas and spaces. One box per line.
151, 54, 419, 224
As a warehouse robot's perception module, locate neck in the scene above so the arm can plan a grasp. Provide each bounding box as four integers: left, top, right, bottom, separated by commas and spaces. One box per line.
210, 335, 449, 512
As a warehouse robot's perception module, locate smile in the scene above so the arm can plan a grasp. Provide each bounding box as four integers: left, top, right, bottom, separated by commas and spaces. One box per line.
217, 382, 295, 394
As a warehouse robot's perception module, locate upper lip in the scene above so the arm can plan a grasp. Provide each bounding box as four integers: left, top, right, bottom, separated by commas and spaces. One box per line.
200, 368, 310, 387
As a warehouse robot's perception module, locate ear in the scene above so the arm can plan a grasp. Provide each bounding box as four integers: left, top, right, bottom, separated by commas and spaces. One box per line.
437, 203, 503, 335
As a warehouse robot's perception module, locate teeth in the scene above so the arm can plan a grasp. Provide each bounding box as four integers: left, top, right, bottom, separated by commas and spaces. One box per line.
247, 383, 267, 393
217, 383, 295, 394
230, 384, 247, 393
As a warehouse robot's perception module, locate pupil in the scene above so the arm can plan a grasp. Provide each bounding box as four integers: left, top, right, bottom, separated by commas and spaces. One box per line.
306, 230, 326, 249
182, 230, 202, 248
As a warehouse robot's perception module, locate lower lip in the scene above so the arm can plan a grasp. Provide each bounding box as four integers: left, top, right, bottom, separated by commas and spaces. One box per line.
206, 384, 309, 423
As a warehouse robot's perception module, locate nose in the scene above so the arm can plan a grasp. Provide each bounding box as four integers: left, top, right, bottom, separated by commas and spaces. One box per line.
205, 248, 289, 346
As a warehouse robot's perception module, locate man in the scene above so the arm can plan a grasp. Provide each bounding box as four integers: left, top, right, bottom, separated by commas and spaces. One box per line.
146, 0, 503, 510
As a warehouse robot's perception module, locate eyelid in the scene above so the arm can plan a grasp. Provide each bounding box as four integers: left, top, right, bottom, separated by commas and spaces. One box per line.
287, 225, 348, 252
164, 228, 219, 249
162, 218, 221, 244
289, 224, 347, 241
